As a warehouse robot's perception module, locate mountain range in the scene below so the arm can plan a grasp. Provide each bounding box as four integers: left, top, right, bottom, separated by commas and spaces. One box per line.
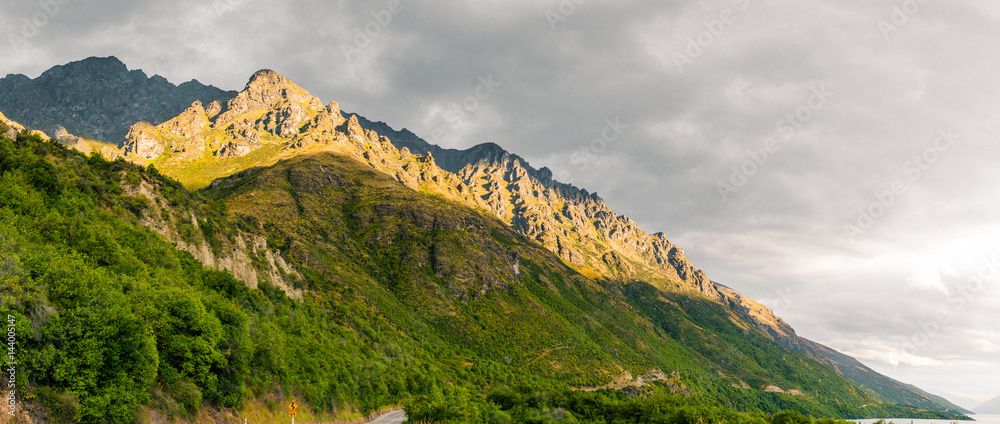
0, 57, 972, 423
976, 395, 1000, 414
0, 56, 233, 145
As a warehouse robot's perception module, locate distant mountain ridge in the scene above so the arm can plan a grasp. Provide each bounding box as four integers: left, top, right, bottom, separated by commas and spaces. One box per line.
0, 57, 971, 417
0, 56, 234, 143
976, 396, 1000, 414
926, 389, 984, 412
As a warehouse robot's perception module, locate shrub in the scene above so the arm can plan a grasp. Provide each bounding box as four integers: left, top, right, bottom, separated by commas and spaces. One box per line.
166, 381, 204, 419
38, 387, 81, 424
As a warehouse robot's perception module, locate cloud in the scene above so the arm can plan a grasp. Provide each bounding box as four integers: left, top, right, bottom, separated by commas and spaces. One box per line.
1, 0, 998, 398
841, 343, 944, 368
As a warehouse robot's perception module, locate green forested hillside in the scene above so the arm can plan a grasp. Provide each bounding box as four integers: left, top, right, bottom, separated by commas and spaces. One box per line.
0, 126, 964, 423
1, 130, 472, 423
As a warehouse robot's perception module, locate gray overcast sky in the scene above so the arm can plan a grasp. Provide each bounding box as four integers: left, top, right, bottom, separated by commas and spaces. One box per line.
2, 0, 998, 401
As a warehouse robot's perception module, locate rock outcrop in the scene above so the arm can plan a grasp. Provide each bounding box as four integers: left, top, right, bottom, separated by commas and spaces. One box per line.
52, 125, 81, 145
162, 100, 210, 138
216, 138, 251, 159
51, 125, 97, 154
0, 110, 24, 139
123, 122, 165, 160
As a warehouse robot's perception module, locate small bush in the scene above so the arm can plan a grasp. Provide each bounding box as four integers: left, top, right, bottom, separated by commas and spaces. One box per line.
38, 387, 81, 424
165, 381, 204, 419
150, 385, 182, 420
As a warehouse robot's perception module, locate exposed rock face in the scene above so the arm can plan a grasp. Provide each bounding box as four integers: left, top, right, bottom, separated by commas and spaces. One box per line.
119, 176, 302, 299
123, 122, 164, 160
0, 110, 24, 139
205, 100, 223, 118
214, 127, 263, 159
258, 103, 308, 137
52, 125, 82, 145
0, 56, 234, 143
297, 102, 345, 145
100, 146, 122, 161
121, 69, 334, 163
162, 100, 210, 137
438, 143, 712, 284
216, 139, 251, 159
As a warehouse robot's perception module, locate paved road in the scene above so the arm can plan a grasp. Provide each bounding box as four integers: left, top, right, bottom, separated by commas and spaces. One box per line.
366, 410, 406, 424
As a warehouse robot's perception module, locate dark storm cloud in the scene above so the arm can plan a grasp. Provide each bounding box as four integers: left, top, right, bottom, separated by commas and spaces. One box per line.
2, 0, 998, 398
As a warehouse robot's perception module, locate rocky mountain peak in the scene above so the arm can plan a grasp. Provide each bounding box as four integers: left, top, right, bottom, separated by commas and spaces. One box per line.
244, 69, 318, 105
246, 69, 286, 87
162, 101, 210, 137
463, 142, 508, 162
38, 55, 128, 77
214, 69, 323, 127
118, 69, 344, 165
0, 56, 235, 143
